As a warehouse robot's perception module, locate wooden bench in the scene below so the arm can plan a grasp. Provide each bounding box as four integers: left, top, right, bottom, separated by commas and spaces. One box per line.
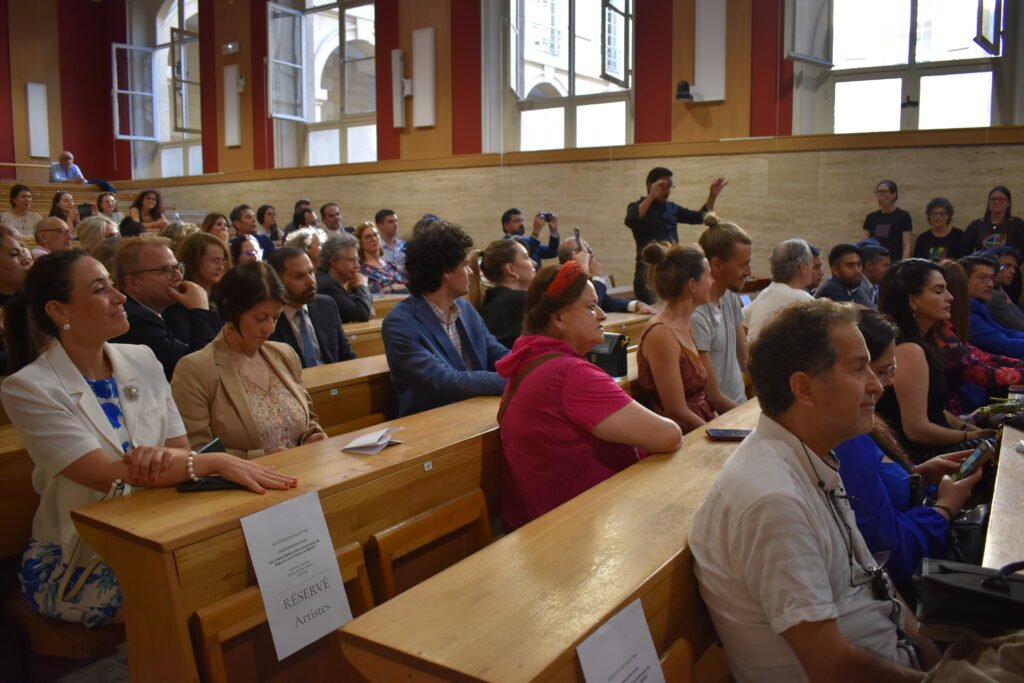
370, 293, 407, 318
301, 354, 393, 436
603, 310, 653, 346
342, 319, 384, 358
337, 400, 760, 682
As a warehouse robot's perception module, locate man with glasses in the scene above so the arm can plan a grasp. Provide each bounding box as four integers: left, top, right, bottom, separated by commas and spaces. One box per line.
960, 254, 1024, 357
112, 235, 222, 379
30, 217, 72, 258
625, 167, 727, 303
316, 233, 374, 322
691, 300, 932, 682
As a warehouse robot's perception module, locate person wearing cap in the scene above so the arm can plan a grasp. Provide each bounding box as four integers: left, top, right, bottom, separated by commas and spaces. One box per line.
496, 259, 682, 532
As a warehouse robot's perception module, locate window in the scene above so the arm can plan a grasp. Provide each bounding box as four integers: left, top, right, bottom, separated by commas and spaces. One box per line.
123, 0, 203, 179
792, 0, 1002, 135
268, 1, 376, 168
508, 0, 633, 152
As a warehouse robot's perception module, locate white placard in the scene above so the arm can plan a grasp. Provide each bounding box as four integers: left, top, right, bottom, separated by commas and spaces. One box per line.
577, 599, 665, 683
26, 83, 49, 158
240, 492, 352, 660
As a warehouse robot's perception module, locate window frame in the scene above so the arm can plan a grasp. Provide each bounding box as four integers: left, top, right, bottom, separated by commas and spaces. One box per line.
506, 0, 635, 152
111, 43, 159, 142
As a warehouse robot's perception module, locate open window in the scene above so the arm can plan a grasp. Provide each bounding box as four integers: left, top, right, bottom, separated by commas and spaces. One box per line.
268, 3, 307, 122
170, 28, 201, 134
601, 0, 630, 87
975, 0, 1003, 55
112, 44, 158, 141
785, 0, 832, 67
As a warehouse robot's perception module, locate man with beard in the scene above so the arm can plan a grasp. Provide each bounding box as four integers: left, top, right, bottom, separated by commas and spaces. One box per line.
692, 214, 753, 409
816, 243, 873, 307
269, 247, 355, 366
500, 207, 559, 270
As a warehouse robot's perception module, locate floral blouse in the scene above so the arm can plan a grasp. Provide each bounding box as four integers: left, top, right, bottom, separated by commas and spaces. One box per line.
361, 260, 407, 294
239, 370, 306, 452
935, 321, 1024, 414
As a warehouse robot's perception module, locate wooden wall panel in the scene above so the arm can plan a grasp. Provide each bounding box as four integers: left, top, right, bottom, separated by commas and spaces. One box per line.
144, 143, 1024, 290
214, 0, 255, 173
397, 0, 453, 160
8, 0, 62, 183
672, 0, 753, 143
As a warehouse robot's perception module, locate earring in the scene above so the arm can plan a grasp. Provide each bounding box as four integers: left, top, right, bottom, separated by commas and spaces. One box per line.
62, 321, 71, 331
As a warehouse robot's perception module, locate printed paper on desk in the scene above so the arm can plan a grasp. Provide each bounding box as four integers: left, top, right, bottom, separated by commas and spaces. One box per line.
576, 598, 665, 683
341, 427, 403, 455
240, 491, 352, 660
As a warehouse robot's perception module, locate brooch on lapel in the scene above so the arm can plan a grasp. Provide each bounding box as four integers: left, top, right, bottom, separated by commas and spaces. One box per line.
123, 384, 141, 401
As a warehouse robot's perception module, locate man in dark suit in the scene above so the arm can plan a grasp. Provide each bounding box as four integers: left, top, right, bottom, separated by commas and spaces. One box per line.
111, 235, 223, 379
268, 247, 355, 366
316, 232, 374, 322
230, 204, 275, 257
383, 222, 509, 417
557, 236, 656, 314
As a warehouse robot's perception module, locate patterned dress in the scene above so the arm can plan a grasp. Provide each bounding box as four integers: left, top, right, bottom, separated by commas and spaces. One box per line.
19, 377, 128, 627
239, 370, 307, 452
361, 260, 408, 294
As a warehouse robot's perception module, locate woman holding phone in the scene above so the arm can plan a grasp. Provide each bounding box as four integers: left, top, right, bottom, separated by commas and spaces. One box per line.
1, 251, 295, 626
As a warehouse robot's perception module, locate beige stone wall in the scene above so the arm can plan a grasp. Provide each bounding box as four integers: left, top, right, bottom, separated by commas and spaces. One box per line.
152, 144, 1024, 286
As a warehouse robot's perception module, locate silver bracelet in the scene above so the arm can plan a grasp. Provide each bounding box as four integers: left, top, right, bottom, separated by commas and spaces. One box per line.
187, 451, 199, 482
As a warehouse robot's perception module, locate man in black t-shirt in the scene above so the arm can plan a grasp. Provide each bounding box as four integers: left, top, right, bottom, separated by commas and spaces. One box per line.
862, 180, 912, 259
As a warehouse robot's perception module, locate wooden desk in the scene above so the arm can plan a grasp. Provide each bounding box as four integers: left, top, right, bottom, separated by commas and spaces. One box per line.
343, 319, 384, 358
302, 355, 392, 435
372, 293, 407, 318
0, 425, 34, 558
603, 311, 652, 346
984, 426, 1024, 570
338, 400, 761, 682
72, 397, 505, 682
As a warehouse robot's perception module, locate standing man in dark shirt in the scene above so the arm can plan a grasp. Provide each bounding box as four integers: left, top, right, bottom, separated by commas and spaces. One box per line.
625, 167, 727, 303
501, 208, 559, 269
862, 179, 912, 260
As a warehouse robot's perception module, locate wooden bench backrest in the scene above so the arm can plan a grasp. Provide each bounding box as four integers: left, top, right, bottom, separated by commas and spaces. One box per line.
367, 488, 492, 602
193, 541, 374, 683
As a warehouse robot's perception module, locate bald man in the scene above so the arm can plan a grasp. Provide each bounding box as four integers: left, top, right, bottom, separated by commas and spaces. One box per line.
31, 217, 72, 258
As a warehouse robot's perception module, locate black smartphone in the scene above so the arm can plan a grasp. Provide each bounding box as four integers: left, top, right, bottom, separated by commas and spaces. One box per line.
197, 437, 224, 454
951, 441, 995, 482
177, 476, 247, 493
706, 429, 751, 442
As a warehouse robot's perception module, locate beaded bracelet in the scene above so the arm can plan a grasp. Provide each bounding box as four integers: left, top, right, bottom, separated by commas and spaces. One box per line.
187, 451, 199, 482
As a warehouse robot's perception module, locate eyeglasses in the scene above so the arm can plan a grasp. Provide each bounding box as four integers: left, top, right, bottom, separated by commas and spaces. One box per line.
874, 189, 893, 195
204, 256, 227, 266
990, 196, 1009, 203
40, 227, 71, 236
132, 263, 184, 278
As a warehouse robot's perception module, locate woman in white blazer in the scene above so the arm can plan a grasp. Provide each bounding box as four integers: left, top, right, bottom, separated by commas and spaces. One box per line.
1, 250, 297, 627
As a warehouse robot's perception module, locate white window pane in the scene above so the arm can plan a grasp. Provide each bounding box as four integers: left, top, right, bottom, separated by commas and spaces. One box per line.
574, 0, 626, 95
187, 144, 202, 175
308, 128, 340, 166
344, 6, 376, 114
576, 101, 625, 148
834, 78, 902, 134
916, 0, 990, 62
160, 147, 184, 178
347, 125, 377, 163
833, 0, 910, 69
919, 72, 992, 130
520, 107, 565, 151
311, 9, 341, 123
523, 0, 569, 77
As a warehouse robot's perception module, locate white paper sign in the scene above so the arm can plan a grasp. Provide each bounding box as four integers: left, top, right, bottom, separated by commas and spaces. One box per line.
576, 598, 665, 683
342, 426, 403, 455
240, 492, 352, 660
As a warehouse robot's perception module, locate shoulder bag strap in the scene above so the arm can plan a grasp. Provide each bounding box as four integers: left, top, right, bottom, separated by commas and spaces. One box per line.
497, 353, 562, 425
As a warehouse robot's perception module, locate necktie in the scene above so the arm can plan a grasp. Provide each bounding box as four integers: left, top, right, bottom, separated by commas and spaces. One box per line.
296, 309, 317, 368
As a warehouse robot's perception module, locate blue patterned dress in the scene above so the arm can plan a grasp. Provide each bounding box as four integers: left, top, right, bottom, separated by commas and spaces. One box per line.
19, 377, 129, 627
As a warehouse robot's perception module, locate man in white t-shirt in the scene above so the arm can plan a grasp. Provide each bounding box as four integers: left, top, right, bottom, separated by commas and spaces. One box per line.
743, 238, 814, 342
692, 216, 752, 408
690, 300, 931, 683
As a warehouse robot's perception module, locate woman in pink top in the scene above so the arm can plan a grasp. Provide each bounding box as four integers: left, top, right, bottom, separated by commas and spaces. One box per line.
496, 260, 682, 532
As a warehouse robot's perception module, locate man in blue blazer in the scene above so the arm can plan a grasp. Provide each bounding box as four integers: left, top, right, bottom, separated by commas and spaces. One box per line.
961, 254, 1024, 357
383, 223, 509, 417
231, 204, 275, 257
268, 247, 356, 366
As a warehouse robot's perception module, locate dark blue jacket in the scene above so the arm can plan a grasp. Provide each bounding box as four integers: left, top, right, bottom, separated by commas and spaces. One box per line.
270, 294, 355, 366
834, 434, 948, 595
382, 295, 508, 417
968, 297, 1024, 357
505, 233, 559, 269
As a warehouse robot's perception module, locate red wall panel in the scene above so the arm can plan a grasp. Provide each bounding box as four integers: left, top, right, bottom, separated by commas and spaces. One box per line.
750, 0, 792, 137
57, 0, 131, 182
633, 0, 673, 144
451, 0, 482, 155
250, 0, 273, 169
375, 0, 401, 160
0, 0, 14, 179
199, 0, 219, 173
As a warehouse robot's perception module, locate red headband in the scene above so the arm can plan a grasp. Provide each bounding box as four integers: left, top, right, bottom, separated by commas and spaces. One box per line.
546, 260, 586, 298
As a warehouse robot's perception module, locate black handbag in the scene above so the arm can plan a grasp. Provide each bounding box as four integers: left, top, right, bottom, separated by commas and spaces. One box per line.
945, 504, 990, 565
915, 558, 1024, 636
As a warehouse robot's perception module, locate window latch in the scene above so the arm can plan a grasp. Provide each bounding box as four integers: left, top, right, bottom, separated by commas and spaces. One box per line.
901, 95, 919, 109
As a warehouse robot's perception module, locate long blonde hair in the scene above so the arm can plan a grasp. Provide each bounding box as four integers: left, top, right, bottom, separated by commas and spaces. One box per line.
468, 239, 522, 310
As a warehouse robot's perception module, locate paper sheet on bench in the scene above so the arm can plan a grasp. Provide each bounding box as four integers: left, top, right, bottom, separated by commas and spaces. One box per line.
342, 427, 403, 455
240, 492, 352, 660
576, 598, 665, 683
